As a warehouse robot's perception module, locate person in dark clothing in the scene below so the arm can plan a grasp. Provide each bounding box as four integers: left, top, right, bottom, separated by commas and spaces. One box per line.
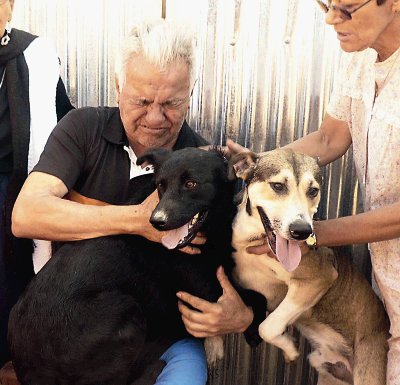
12, 19, 252, 385
0, 0, 74, 367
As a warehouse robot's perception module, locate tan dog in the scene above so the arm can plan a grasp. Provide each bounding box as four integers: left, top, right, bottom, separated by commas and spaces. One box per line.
229, 148, 389, 385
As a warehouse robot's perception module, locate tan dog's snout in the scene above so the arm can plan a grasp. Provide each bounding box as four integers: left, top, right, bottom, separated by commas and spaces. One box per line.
288, 219, 312, 241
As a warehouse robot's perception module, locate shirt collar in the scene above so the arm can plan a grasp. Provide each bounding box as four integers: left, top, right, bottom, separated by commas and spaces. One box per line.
102, 108, 129, 146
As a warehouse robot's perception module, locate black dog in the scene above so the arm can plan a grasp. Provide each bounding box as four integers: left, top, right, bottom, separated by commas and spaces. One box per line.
8, 147, 266, 385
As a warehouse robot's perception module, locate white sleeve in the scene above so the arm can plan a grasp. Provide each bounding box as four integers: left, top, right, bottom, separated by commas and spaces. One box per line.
23, 36, 60, 173
326, 53, 352, 123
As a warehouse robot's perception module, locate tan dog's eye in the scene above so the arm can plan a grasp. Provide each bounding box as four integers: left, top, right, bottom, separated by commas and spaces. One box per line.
307, 187, 319, 198
185, 180, 197, 189
270, 182, 285, 193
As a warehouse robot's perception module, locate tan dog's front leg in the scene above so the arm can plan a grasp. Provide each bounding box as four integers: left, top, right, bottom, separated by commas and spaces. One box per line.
259, 277, 333, 362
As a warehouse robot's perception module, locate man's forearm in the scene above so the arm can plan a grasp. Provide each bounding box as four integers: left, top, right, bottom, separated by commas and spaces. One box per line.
315, 201, 400, 247
12, 196, 145, 241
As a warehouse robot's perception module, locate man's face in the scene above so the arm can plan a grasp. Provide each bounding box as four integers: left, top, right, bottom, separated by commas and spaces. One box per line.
325, 0, 396, 53
116, 55, 192, 158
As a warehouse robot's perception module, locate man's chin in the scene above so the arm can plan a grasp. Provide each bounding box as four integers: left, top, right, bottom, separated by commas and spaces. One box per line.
339, 41, 369, 53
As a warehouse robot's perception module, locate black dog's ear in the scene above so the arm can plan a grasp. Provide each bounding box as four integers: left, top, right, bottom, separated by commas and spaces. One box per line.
228, 151, 258, 181
136, 148, 172, 170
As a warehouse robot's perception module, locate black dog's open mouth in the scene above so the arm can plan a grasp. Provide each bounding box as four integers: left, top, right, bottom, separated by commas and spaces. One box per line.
256, 206, 302, 272
161, 210, 208, 250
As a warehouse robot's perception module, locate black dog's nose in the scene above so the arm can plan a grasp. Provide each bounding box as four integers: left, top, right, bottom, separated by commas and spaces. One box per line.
289, 220, 312, 240
150, 211, 168, 229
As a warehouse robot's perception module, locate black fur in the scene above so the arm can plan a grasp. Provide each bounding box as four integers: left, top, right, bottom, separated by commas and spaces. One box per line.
8, 147, 266, 385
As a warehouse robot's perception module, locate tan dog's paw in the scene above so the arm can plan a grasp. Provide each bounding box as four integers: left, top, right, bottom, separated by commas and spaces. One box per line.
283, 347, 300, 363
282, 333, 300, 362
259, 319, 300, 362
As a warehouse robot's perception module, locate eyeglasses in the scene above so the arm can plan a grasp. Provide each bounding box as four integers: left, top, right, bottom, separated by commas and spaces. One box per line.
315, 0, 374, 20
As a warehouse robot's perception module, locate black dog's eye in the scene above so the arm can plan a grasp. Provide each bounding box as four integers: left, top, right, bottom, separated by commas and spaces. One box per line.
157, 181, 166, 193
308, 187, 319, 198
184, 180, 197, 189
270, 183, 285, 193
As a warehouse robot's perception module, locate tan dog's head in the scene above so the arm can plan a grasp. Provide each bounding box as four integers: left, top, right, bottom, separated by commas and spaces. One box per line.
229, 148, 322, 272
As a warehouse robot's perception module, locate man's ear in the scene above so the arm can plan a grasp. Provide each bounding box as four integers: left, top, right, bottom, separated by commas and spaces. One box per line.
393, 0, 400, 13
115, 77, 121, 104
228, 152, 258, 181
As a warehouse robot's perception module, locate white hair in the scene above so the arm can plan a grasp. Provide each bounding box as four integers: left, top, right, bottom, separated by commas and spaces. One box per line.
115, 19, 197, 91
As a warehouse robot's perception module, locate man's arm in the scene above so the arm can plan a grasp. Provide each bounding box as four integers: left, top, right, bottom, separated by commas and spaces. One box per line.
284, 113, 352, 165
314, 203, 400, 247
12, 171, 205, 255
227, 114, 352, 165
12, 171, 162, 242
281, 114, 400, 246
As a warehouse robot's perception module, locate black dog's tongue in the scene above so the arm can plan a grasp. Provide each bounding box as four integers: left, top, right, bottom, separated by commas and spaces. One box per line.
161, 223, 189, 249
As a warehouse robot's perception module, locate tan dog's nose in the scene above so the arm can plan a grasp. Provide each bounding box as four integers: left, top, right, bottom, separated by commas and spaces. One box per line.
289, 220, 312, 240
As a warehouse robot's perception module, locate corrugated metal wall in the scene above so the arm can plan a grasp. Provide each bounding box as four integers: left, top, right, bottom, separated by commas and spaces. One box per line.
11, 1, 370, 384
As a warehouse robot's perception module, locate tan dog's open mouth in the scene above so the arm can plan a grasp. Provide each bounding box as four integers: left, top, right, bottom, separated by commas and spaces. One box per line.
257, 206, 301, 272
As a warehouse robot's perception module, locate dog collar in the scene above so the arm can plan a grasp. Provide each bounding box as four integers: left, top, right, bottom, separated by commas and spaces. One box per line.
306, 232, 318, 249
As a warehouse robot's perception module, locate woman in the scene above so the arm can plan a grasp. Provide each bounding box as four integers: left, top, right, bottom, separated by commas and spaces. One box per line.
0, 0, 73, 366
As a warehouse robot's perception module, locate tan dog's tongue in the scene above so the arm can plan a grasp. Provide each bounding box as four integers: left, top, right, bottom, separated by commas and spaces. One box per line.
276, 234, 301, 272
161, 223, 189, 249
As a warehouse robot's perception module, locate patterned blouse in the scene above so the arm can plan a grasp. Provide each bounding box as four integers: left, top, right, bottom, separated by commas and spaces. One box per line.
326, 48, 400, 345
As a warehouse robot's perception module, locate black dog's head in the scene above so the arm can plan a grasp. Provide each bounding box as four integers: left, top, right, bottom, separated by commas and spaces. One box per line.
137, 147, 235, 250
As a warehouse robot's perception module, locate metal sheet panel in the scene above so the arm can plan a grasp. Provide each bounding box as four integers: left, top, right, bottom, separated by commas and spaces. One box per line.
10, 1, 369, 384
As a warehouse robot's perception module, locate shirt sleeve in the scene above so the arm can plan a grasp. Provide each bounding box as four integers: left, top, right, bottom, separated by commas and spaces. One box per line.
32, 108, 88, 191
326, 54, 352, 123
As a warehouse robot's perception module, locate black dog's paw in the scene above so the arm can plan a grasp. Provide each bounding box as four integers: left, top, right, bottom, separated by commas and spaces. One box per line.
244, 327, 263, 347
238, 289, 268, 348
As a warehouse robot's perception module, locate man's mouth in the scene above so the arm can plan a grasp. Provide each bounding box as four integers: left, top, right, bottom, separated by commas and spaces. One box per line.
336, 32, 352, 42
161, 210, 208, 249
257, 206, 302, 272
141, 125, 167, 131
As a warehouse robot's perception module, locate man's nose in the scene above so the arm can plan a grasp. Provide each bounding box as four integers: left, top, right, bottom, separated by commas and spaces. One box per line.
325, 8, 345, 25
146, 104, 166, 125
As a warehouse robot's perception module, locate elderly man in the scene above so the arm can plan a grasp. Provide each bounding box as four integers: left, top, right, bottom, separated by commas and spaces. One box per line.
12, 19, 253, 385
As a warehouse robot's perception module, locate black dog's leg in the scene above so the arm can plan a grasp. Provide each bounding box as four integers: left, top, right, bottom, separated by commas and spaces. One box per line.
239, 289, 268, 347
130, 359, 166, 385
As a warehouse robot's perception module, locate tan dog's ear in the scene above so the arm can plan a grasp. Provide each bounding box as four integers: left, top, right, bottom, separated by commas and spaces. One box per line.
228, 152, 258, 181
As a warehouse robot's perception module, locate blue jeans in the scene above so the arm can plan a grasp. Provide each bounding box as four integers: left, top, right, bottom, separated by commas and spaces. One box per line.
156, 339, 207, 385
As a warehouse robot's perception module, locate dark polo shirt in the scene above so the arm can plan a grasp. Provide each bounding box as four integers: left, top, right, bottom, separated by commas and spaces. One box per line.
33, 107, 208, 205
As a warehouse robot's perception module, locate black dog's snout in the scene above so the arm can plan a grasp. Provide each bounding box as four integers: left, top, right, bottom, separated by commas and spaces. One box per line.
150, 210, 168, 229
289, 220, 313, 240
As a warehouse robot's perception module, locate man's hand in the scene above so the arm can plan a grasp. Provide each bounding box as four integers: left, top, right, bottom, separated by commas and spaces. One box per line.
225, 139, 250, 158
199, 139, 249, 159
176, 266, 254, 337
246, 234, 275, 256
139, 190, 206, 255
247, 235, 310, 257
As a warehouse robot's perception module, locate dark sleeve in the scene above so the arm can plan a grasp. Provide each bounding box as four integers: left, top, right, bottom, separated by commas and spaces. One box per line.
56, 77, 74, 121
33, 109, 89, 190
